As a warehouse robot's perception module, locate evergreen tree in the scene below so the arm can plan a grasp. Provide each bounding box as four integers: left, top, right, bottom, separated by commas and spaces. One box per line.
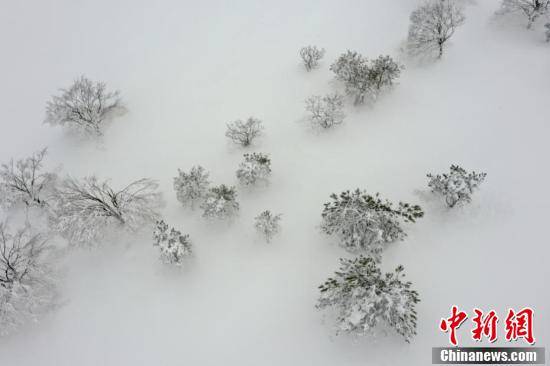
427, 165, 486, 207
321, 189, 423, 260
317, 256, 420, 342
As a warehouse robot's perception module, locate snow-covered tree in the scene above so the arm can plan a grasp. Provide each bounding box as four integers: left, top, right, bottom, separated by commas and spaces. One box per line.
0, 148, 57, 208
0, 223, 57, 337
225, 117, 264, 147
544, 22, 550, 40
368, 55, 403, 96
317, 256, 420, 342
173, 165, 210, 209
497, 0, 549, 28
201, 184, 239, 220
50, 176, 163, 246
320, 189, 424, 260
44, 76, 124, 136
330, 51, 372, 105
305, 93, 345, 129
153, 220, 192, 266
407, 0, 466, 59
254, 210, 282, 243
427, 165, 487, 208
299, 45, 326, 71
236, 153, 272, 186
330, 52, 402, 104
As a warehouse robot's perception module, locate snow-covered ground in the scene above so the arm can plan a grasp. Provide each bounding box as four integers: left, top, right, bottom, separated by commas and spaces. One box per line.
0, 0, 548, 365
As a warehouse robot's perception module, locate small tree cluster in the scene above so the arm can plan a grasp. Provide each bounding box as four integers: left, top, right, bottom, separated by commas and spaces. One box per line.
299, 45, 325, 71
0, 148, 57, 208
173, 166, 210, 209
497, 0, 549, 28
225, 117, 264, 147
427, 165, 487, 208
317, 256, 419, 342
330, 52, 403, 104
201, 184, 239, 220
153, 220, 192, 266
236, 153, 272, 186
0, 223, 57, 337
44, 76, 124, 136
305, 93, 345, 129
407, 0, 466, 59
321, 189, 424, 260
254, 210, 282, 243
50, 176, 163, 246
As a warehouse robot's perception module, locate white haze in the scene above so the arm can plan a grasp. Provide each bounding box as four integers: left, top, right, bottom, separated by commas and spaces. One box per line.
0, 0, 548, 365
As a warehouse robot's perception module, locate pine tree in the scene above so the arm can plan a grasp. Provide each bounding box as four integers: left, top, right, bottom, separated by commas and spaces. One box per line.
321, 189, 423, 260
427, 165, 487, 207
153, 220, 192, 266
317, 256, 420, 342
236, 153, 272, 186
201, 184, 239, 220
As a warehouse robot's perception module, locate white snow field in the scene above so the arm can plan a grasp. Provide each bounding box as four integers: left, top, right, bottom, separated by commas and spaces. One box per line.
0, 0, 549, 365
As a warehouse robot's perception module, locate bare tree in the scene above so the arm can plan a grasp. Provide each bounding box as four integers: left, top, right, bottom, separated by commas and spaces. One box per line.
45, 76, 125, 136
225, 117, 264, 147
0, 148, 57, 208
498, 0, 550, 28
0, 223, 57, 336
50, 176, 163, 246
407, 0, 466, 59
299, 45, 326, 71
305, 93, 345, 129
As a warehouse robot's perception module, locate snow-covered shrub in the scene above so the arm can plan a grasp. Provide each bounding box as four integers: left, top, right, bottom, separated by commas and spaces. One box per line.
317, 256, 420, 342
201, 184, 239, 220
254, 210, 282, 243
320, 189, 423, 260
0, 223, 57, 337
299, 45, 325, 71
153, 220, 192, 266
173, 165, 210, 209
545, 22, 550, 40
330, 52, 402, 104
0, 148, 57, 208
305, 93, 345, 129
427, 165, 487, 208
497, 0, 549, 28
45, 76, 124, 136
50, 176, 163, 247
236, 153, 272, 186
225, 117, 264, 147
407, 0, 466, 59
